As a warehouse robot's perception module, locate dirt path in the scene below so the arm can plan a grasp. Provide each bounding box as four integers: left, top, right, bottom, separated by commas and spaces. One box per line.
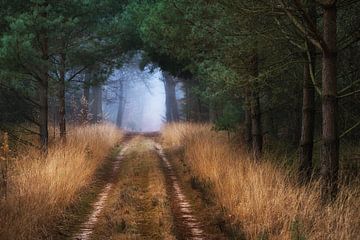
90, 137, 175, 239
72, 140, 131, 240
155, 144, 207, 240
70, 135, 224, 240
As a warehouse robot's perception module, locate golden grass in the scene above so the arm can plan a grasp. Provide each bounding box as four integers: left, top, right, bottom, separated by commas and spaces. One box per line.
161, 123, 360, 240
0, 123, 123, 239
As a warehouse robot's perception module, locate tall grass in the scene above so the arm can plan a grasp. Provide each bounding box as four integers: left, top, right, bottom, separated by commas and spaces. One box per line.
161, 123, 360, 240
0, 123, 123, 239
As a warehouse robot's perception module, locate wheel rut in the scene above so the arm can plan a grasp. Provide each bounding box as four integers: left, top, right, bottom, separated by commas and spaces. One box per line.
71, 135, 212, 240
72, 136, 132, 240
155, 143, 207, 240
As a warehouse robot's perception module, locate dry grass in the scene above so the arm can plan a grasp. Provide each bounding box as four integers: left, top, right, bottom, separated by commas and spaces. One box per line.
0, 123, 123, 239
161, 123, 360, 240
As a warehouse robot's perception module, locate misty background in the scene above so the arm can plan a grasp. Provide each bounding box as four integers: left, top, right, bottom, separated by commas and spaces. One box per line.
100, 54, 184, 132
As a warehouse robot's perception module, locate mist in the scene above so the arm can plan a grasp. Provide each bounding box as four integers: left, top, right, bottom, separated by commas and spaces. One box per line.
102, 55, 167, 132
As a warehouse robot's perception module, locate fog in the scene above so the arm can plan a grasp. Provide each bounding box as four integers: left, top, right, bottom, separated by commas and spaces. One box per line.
102, 56, 167, 132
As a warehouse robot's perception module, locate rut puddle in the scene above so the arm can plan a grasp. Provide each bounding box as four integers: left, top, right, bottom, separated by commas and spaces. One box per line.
155, 144, 206, 240
72, 145, 129, 240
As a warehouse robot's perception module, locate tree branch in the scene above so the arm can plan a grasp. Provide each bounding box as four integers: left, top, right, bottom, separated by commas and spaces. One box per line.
277, 0, 325, 51
305, 41, 322, 96
340, 120, 360, 138
338, 89, 360, 99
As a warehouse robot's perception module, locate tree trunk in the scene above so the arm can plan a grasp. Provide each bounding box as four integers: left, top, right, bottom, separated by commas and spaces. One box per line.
251, 91, 262, 160
209, 100, 221, 123
38, 2, 49, 152
245, 87, 252, 150
298, 1, 318, 183
292, 89, 302, 146
39, 76, 48, 152
184, 79, 202, 122
199, 100, 209, 122
320, 3, 339, 201
163, 72, 179, 122
249, 52, 262, 160
116, 81, 125, 127
184, 81, 191, 121
263, 87, 276, 139
209, 100, 216, 123
196, 97, 201, 122
81, 70, 91, 124
58, 52, 66, 142
92, 84, 103, 123
299, 39, 316, 183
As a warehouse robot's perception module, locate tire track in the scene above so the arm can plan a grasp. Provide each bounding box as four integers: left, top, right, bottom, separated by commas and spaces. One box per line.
72, 142, 130, 240
155, 143, 206, 240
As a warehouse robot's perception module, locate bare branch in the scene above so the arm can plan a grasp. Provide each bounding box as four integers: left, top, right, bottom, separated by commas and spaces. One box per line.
340, 120, 360, 138
277, 0, 325, 51
338, 89, 360, 99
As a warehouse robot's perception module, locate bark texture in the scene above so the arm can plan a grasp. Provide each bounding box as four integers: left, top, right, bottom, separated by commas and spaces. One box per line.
263, 88, 276, 139
245, 87, 252, 150
251, 91, 262, 161
320, 3, 339, 201
58, 52, 66, 142
299, 36, 317, 183
249, 52, 262, 160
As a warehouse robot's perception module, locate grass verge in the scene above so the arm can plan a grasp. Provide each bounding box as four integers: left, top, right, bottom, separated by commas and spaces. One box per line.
161, 146, 230, 240
53, 145, 122, 239
0, 123, 122, 239
161, 123, 360, 240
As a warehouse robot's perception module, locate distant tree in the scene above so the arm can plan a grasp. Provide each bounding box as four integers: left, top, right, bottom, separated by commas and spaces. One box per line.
163, 71, 179, 122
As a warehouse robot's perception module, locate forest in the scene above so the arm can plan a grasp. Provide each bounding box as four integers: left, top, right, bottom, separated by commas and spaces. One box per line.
0, 1, 359, 239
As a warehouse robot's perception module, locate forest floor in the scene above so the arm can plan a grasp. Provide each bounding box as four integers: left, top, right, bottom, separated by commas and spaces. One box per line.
67, 134, 227, 240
